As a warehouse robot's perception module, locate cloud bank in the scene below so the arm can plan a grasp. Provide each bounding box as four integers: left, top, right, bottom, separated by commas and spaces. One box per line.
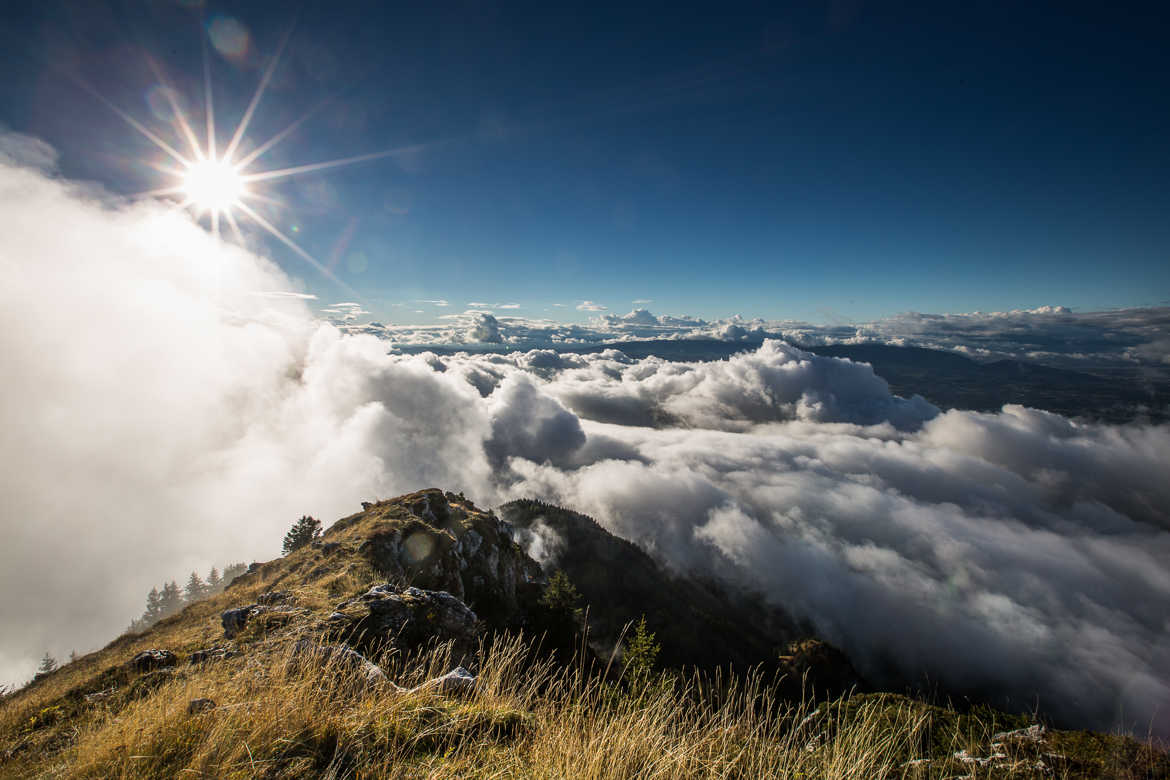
347, 304, 1170, 379
2, 147, 1168, 740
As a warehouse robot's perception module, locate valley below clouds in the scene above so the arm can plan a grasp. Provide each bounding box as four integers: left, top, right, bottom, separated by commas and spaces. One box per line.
2, 145, 1168, 739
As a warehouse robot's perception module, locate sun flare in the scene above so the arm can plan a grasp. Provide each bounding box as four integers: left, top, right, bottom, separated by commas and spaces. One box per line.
95, 33, 401, 294
182, 158, 244, 213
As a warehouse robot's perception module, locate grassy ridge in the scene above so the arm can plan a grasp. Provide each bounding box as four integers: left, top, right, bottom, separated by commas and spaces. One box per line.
3, 489, 1167, 778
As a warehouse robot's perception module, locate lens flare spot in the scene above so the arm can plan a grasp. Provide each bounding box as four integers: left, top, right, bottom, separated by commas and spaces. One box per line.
402, 532, 435, 565
208, 16, 250, 61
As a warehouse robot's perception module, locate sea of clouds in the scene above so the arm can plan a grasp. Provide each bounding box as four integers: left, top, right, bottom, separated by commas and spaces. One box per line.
2, 138, 1168, 737
355, 300, 1170, 378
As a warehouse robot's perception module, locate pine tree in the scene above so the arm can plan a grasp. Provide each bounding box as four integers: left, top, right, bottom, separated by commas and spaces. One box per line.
207, 566, 222, 592
68, 650, 78, 664
34, 652, 58, 680
622, 616, 661, 694
159, 580, 183, 617
144, 586, 162, 623
282, 515, 322, 554
184, 571, 207, 603
535, 570, 584, 657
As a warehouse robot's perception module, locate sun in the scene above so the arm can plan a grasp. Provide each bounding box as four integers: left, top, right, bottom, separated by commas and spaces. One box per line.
91, 30, 404, 292
182, 158, 245, 212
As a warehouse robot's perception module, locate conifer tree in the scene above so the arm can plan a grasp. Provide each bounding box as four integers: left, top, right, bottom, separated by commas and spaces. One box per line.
623, 616, 662, 695
207, 566, 222, 592
144, 586, 162, 623
35, 652, 57, 679
282, 515, 322, 554
184, 571, 207, 602
159, 580, 183, 617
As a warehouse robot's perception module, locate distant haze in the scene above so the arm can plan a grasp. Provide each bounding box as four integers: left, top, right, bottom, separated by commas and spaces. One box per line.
1, 145, 1168, 738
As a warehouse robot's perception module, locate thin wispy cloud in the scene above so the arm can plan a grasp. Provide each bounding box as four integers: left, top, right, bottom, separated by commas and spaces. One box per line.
577, 300, 607, 311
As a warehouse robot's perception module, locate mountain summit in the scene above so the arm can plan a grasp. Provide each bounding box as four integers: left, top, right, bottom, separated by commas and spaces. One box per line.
2, 489, 1165, 778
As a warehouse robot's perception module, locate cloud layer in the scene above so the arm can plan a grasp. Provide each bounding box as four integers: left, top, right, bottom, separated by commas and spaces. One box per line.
2, 149, 1168, 739
348, 304, 1170, 379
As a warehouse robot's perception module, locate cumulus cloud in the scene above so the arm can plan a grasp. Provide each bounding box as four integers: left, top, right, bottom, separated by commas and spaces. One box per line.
3, 149, 1169, 741
465, 311, 502, 343
0, 153, 494, 686
577, 300, 607, 311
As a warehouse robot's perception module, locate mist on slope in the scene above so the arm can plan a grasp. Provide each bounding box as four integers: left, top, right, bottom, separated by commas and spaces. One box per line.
1, 143, 1168, 738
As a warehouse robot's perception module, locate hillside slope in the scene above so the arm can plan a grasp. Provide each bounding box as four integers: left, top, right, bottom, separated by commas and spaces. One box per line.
2, 489, 1166, 778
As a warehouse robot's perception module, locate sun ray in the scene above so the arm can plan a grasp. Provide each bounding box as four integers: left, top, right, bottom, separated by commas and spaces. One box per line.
223, 24, 294, 162
239, 190, 287, 208
236, 201, 357, 295
242, 148, 405, 183
231, 96, 334, 170
145, 56, 205, 161
73, 76, 191, 167
147, 160, 186, 177
203, 36, 216, 162
224, 210, 246, 244
131, 185, 187, 200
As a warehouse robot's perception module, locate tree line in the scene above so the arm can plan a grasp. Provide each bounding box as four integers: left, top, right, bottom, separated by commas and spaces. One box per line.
125, 562, 248, 634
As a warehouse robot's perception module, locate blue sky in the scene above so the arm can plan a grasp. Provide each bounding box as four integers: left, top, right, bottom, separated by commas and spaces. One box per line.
2, 0, 1168, 324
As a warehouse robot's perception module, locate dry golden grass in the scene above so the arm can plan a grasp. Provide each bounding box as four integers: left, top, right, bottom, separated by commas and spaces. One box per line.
12, 632, 942, 780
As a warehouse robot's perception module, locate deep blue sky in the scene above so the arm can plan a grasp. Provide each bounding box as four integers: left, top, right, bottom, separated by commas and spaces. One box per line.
2, 0, 1168, 324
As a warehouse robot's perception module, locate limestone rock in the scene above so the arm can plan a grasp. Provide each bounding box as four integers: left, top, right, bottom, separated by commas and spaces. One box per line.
328, 585, 479, 663
188, 646, 240, 665
129, 649, 177, 672
290, 640, 397, 690
411, 666, 476, 696
356, 490, 541, 626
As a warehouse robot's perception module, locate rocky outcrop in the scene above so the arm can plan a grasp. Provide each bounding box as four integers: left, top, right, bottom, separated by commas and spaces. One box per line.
221, 604, 308, 639
327, 585, 479, 663
188, 646, 240, 665
776, 639, 863, 700
352, 490, 542, 626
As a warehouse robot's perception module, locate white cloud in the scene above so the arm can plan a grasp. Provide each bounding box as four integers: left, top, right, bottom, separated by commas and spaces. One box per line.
577, 300, 607, 311
254, 291, 318, 300
632, 298, 653, 304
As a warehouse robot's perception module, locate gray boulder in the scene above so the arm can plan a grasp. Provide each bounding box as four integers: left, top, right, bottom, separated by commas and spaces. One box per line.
410, 665, 476, 696
129, 649, 177, 672
328, 585, 479, 664
221, 605, 257, 638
